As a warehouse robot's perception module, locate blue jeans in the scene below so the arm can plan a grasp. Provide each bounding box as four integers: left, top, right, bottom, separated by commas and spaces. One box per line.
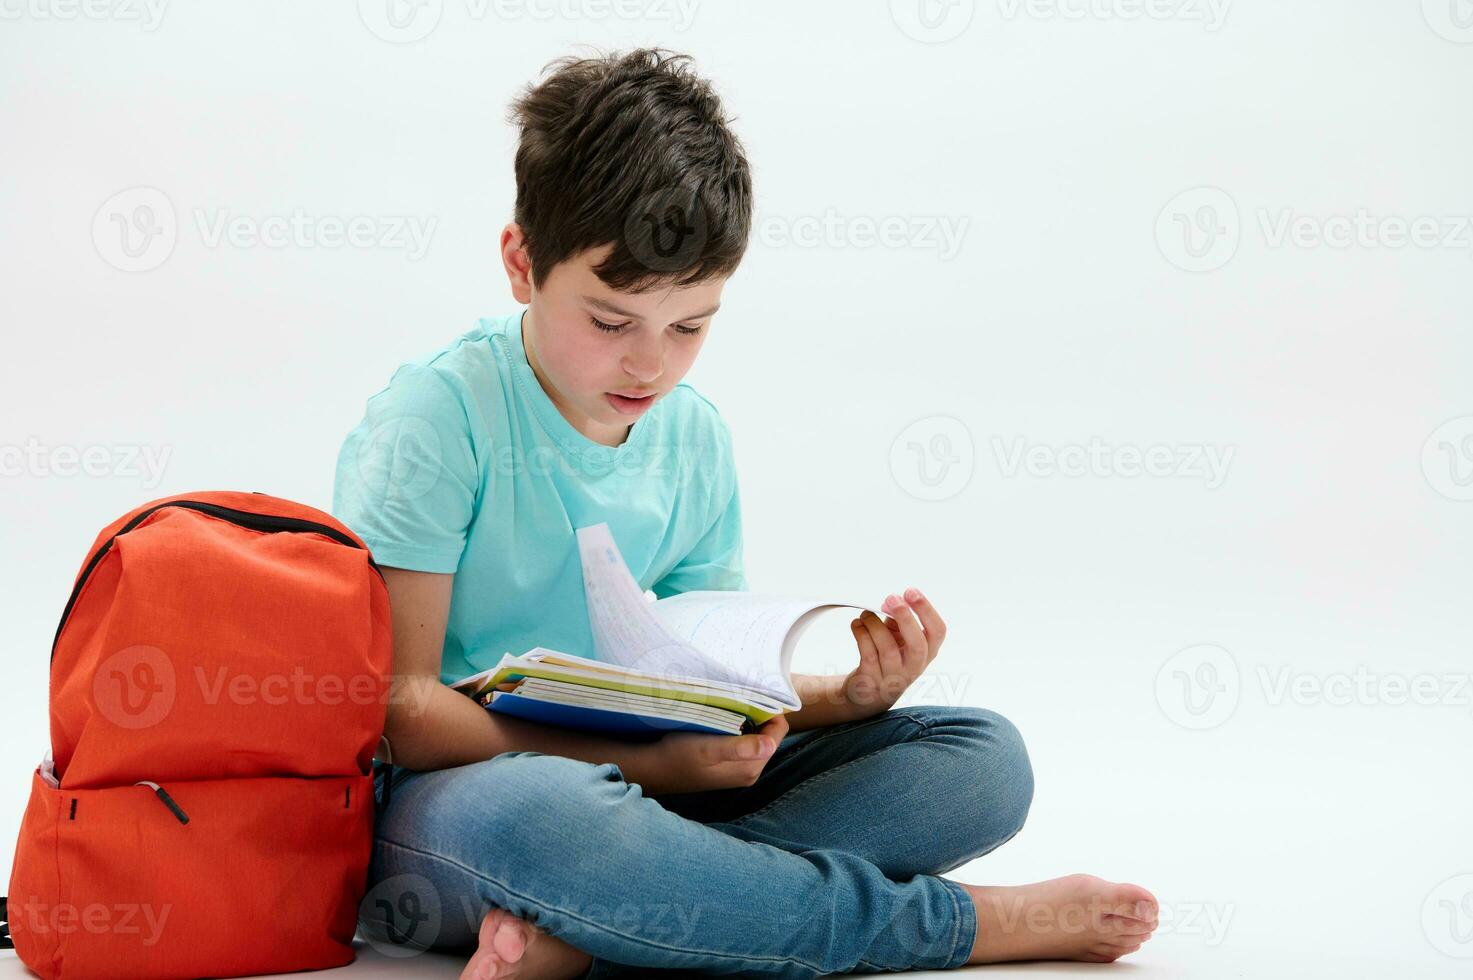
361, 704, 1033, 978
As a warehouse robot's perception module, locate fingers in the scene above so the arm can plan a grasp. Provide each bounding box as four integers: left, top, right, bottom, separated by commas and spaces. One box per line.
881, 594, 928, 664
728, 719, 780, 761
857, 610, 904, 679
733, 735, 775, 761
757, 712, 790, 741
900, 587, 946, 655
850, 616, 879, 670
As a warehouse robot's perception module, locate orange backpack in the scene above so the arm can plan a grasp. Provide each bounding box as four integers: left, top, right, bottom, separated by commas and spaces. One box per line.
2, 491, 393, 979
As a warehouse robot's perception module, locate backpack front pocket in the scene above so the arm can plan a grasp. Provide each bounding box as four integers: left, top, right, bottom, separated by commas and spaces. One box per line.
6, 768, 373, 980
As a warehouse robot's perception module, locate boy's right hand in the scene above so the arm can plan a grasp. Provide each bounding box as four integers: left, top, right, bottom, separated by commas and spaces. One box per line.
643, 712, 790, 794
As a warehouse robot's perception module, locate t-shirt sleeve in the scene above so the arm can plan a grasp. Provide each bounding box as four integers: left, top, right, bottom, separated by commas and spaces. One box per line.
331, 363, 480, 573
651, 418, 749, 598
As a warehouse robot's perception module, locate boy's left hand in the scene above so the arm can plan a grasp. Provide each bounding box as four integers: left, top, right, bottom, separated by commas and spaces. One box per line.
842, 587, 946, 717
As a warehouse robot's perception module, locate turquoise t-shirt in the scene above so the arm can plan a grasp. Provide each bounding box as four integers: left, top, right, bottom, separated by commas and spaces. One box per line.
331, 309, 748, 685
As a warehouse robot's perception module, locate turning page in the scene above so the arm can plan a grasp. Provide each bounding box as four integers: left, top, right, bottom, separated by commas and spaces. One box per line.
576, 523, 879, 710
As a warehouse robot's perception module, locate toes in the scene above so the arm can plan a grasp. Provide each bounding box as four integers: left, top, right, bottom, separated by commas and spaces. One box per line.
1089, 940, 1142, 961
1074, 875, 1157, 921
1103, 914, 1156, 937
492, 917, 528, 962
464, 908, 529, 980
477, 908, 508, 944
1112, 883, 1158, 920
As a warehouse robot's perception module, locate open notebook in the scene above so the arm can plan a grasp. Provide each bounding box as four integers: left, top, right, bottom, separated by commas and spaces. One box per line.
449, 522, 881, 738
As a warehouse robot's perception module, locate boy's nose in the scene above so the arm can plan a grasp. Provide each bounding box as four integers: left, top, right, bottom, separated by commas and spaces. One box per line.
622, 356, 663, 384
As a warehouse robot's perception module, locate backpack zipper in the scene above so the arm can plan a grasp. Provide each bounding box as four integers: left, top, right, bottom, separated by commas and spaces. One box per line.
50, 499, 382, 664
134, 781, 190, 824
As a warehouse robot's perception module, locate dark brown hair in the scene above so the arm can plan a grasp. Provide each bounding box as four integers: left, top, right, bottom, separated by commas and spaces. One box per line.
508, 48, 753, 292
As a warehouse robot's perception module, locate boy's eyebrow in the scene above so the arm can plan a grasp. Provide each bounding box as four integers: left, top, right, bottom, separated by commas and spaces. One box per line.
584, 295, 721, 322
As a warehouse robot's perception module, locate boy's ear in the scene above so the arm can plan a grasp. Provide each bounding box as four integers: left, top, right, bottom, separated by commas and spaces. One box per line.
500, 221, 534, 304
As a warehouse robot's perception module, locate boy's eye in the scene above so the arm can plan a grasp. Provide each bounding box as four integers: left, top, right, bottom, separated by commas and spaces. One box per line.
590, 316, 704, 337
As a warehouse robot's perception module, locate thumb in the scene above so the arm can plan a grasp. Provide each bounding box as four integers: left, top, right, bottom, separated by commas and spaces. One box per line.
732, 734, 775, 761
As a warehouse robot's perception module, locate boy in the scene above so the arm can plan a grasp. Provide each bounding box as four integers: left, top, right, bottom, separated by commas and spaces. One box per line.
332, 48, 1158, 980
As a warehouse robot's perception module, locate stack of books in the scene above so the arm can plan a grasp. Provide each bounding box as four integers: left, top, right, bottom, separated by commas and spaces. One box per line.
450, 523, 879, 738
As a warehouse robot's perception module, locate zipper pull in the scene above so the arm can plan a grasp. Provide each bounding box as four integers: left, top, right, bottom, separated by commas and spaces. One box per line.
134, 781, 190, 825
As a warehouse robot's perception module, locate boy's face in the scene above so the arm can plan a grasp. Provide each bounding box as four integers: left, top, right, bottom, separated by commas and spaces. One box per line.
503, 231, 727, 448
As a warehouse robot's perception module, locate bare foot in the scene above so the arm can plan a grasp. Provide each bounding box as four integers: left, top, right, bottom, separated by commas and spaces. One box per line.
458, 907, 593, 980
960, 873, 1159, 964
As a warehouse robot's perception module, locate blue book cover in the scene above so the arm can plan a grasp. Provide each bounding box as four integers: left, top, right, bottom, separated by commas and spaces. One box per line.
487, 690, 743, 739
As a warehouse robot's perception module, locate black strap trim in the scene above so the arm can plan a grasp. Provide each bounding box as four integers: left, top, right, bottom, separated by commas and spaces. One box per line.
373, 735, 394, 815
373, 759, 394, 815
1, 894, 12, 950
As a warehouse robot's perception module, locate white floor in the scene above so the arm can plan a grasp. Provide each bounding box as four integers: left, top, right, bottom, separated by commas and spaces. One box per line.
0, 933, 1453, 979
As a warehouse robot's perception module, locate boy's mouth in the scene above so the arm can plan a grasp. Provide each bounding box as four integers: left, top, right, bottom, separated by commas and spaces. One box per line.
606, 391, 657, 415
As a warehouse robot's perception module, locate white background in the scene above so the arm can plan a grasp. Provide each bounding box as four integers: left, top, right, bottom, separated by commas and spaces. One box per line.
2, 1, 1471, 976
